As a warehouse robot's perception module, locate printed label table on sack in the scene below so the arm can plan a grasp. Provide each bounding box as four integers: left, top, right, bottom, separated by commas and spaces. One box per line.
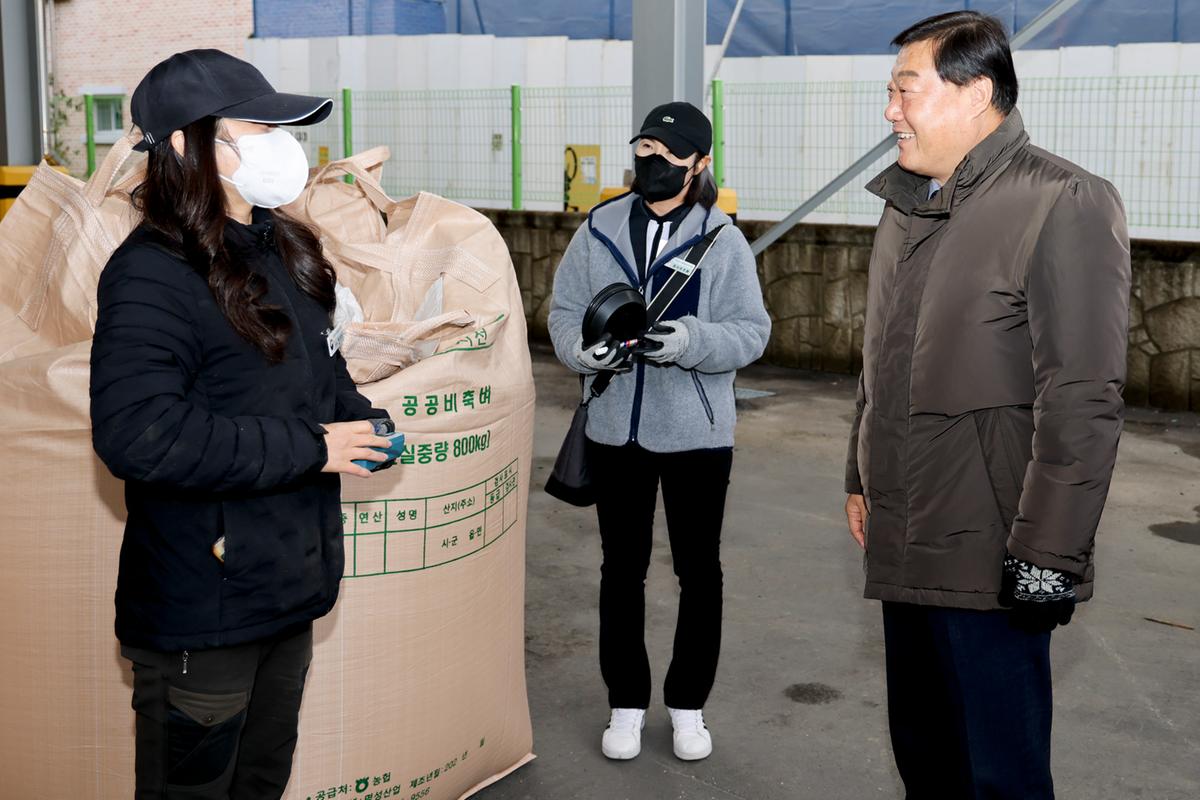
343, 459, 520, 577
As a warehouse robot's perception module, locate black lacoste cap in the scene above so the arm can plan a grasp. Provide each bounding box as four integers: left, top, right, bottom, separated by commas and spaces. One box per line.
630, 101, 712, 158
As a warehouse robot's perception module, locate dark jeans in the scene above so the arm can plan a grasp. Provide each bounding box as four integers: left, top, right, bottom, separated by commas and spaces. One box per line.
122, 623, 313, 800
589, 440, 733, 710
882, 602, 1054, 800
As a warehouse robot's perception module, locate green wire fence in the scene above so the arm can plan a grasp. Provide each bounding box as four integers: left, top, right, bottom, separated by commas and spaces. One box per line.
82, 74, 1200, 238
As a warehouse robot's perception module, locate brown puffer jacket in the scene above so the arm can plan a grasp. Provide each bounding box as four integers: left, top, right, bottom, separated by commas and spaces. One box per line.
845, 110, 1131, 609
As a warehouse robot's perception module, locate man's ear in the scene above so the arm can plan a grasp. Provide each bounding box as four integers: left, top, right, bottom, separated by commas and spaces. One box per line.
170, 130, 186, 157
969, 76, 995, 117
695, 154, 713, 174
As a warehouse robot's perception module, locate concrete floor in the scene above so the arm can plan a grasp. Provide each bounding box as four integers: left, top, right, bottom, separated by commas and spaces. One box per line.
476, 346, 1200, 800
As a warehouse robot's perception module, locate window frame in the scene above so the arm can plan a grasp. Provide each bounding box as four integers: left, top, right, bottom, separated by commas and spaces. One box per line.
90, 94, 126, 145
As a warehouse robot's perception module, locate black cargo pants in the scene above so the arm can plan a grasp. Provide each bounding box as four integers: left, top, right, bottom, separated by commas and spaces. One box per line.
121, 623, 313, 800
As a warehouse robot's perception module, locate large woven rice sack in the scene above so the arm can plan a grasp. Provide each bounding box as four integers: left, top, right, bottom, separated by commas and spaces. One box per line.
0, 134, 141, 360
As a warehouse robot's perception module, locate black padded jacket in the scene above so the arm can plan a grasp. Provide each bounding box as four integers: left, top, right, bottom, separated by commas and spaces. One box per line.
90, 210, 385, 651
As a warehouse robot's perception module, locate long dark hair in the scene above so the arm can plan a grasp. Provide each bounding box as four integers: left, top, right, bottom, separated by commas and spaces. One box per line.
630, 161, 719, 210
131, 116, 335, 363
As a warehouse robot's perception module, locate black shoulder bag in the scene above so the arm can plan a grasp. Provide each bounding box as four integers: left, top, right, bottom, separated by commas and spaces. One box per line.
544, 223, 726, 506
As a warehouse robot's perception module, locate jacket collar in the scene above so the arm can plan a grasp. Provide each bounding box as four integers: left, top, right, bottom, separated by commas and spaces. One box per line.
224, 206, 277, 254
586, 191, 728, 286
866, 108, 1029, 217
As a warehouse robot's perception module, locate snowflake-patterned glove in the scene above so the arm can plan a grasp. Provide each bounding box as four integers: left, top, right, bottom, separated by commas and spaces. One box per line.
998, 554, 1077, 633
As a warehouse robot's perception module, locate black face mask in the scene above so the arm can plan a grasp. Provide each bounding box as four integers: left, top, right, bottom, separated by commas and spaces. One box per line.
634, 153, 694, 202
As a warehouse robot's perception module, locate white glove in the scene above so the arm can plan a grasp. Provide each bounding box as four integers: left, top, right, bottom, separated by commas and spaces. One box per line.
574, 333, 631, 372
642, 320, 690, 364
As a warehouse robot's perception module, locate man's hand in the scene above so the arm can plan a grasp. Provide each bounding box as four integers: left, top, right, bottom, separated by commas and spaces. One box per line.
845, 493, 868, 549
998, 555, 1077, 633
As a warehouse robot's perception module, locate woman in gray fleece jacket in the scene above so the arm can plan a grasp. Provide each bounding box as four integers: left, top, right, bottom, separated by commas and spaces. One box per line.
548, 101, 771, 764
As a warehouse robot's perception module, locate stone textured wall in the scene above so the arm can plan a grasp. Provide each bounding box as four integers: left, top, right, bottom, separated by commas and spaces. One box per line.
486, 210, 585, 343
1129, 240, 1200, 410
482, 209, 1200, 412
739, 221, 873, 374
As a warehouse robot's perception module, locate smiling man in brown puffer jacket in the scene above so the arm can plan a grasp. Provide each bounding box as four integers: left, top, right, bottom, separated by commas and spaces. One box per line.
842, 11, 1131, 800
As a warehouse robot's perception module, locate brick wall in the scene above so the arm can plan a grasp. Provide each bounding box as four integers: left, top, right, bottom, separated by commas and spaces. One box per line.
482, 209, 1200, 413
50, 0, 253, 174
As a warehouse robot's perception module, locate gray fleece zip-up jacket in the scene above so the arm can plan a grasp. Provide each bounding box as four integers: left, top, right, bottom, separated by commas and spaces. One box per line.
548, 193, 771, 453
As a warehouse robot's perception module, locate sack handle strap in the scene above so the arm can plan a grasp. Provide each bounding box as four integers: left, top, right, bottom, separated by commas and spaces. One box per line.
342, 310, 474, 358
320, 235, 397, 274
381, 309, 473, 341
303, 147, 401, 274
83, 132, 141, 206
304, 146, 396, 218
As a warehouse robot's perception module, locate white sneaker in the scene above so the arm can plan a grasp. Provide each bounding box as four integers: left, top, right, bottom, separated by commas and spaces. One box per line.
667, 707, 712, 761
601, 708, 646, 760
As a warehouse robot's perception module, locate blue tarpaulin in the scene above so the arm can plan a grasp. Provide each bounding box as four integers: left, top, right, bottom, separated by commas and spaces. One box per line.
255, 1, 1198, 53
254, 0, 446, 38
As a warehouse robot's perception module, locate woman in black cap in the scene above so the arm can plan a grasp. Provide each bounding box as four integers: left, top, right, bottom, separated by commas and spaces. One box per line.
547, 102, 770, 762
90, 50, 394, 798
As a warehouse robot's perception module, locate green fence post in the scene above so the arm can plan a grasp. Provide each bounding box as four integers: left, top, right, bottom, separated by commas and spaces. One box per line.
84, 94, 96, 178
342, 88, 354, 184
711, 79, 725, 188
510, 84, 522, 210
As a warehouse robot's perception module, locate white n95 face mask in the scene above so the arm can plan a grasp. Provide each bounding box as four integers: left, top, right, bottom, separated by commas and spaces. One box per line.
217, 128, 310, 209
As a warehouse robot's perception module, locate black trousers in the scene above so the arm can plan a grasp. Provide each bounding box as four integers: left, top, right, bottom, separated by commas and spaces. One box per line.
882, 602, 1055, 800
122, 623, 313, 800
589, 440, 733, 710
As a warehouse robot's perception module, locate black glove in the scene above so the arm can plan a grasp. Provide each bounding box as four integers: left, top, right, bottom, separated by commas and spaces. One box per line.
998, 554, 1077, 633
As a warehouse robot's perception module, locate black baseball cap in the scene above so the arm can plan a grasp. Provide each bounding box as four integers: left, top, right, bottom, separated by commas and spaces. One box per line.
629, 101, 712, 158
130, 49, 333, 152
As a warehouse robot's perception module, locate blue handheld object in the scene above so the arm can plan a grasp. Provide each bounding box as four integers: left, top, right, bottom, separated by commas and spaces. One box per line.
354, 432, 406, 471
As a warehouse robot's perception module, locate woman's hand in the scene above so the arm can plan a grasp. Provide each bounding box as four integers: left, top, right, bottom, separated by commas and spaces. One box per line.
320, 421, 392, 478
642, 320, 691, 364
575, 333, 632, 373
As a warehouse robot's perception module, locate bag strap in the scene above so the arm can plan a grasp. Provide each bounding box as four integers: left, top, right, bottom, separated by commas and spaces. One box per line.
644, 223, 726, 322
583, 224, 726, 404
586, 371, 614, 403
